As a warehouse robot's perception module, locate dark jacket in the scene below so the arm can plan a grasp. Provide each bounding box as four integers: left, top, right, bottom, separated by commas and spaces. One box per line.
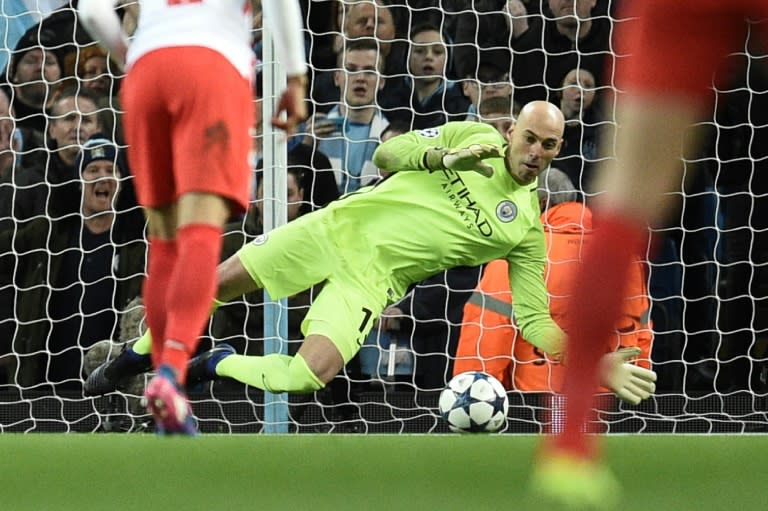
554, 111, 605, 193
0, 145, 80, 233
394, 265, 482, 389
0, 215, 146, 386
384, 77, 470, 130
512, 16, 612, 105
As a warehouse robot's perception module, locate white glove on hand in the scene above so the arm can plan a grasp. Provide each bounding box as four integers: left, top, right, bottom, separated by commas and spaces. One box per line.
424, 144, 503, 177
599, 347, 657, 405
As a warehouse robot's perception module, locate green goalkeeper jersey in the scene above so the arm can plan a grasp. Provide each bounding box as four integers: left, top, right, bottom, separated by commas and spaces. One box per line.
317, 121, 563, 355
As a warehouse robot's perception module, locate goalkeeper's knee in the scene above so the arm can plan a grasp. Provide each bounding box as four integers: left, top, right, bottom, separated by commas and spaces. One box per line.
286, 354, 325, 393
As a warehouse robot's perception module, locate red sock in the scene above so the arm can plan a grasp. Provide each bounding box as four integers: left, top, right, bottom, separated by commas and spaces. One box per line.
161, 223, 222, 385
143, 237, 177, 369
553, 213, 647, 459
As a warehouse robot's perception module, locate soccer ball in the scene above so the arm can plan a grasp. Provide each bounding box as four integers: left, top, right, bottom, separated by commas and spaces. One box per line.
439, 371, 509, 433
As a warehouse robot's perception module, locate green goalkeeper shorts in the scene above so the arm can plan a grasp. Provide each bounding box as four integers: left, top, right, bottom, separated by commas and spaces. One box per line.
235, 212, 389, 363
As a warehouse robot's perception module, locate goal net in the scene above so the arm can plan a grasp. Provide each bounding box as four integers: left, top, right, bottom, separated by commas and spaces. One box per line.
0, 0, 766, 434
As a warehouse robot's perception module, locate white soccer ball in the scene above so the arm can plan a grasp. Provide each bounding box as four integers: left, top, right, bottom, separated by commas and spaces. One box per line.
439, 371, 509, 433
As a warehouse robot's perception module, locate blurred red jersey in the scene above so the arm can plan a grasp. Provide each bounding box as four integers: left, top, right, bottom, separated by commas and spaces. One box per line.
616, 0, 768, 99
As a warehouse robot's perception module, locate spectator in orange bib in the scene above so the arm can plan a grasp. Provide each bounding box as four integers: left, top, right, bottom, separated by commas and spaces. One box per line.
454, 167, 652, 391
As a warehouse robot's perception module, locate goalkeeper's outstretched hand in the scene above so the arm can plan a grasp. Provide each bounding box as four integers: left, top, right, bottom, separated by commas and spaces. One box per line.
425, 144, 503, 177
599, 347, 657, 405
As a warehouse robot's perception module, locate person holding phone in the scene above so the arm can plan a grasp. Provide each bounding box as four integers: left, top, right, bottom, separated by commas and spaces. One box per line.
303, 39, 391, 194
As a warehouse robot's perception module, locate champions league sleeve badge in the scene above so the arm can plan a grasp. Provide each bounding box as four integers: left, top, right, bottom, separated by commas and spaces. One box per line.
251, 234, 269, 245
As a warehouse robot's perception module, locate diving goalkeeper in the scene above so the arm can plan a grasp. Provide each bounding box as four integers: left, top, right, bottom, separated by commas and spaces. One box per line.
86, 101, 656, 405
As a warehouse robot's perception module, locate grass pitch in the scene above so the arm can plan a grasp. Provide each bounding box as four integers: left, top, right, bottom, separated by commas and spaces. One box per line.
1, 434, 765, 511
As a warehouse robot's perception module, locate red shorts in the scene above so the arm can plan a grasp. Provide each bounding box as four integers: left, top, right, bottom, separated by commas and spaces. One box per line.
121, 46, 255, 214
615, 0, 768, 100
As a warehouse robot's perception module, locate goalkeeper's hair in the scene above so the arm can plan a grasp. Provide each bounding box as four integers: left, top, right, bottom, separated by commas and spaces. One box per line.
537, 167, 578, 207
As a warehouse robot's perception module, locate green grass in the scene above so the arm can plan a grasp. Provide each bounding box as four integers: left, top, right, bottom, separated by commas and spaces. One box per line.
1, 434, 766, 511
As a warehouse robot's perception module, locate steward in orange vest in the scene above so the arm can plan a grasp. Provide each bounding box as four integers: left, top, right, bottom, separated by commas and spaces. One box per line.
454, 199, 652, 391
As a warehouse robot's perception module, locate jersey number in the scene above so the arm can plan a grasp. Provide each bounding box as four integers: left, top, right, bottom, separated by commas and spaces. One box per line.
356, 307, 373, 346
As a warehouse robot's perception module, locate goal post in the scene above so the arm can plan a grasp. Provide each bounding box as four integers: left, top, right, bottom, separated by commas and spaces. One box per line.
259, 21, 290, 434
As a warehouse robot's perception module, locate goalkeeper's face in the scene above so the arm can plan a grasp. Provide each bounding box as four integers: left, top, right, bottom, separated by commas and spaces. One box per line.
504, 101, 564, 185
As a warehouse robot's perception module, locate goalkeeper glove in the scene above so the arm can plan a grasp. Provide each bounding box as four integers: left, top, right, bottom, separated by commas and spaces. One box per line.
424, 144, 503, 177
599, 347, 657, 405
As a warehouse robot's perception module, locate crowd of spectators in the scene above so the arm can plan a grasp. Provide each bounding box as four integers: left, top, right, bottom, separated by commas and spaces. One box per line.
0, 0, 765, 406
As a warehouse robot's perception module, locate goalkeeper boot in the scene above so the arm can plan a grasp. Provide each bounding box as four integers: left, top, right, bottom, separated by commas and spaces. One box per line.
530, 449, 621, 511
84, 345, 153, 396
186, 343, 235, 388
144, 364, 198, 436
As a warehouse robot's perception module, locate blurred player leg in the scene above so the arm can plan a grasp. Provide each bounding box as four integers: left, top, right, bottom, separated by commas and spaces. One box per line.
143, 235, 176, 369
143, 194, 227, 434
531, 453, 621, 511
123, 46, 252, 434
534, 0, 760, 507
160, 206, 227, 383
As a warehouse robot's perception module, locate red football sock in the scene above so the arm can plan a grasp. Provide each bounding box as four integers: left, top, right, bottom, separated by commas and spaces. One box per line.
143, 237, 177, 369
553, 213, 647, 459
161, 223, 222, 385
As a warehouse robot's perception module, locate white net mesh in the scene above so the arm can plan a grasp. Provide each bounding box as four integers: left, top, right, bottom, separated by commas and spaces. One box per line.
0, 1, 766, 433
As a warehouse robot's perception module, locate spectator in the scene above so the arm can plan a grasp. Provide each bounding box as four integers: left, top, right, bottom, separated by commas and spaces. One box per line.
332, 0, 399, 60
310, 0, 408, 114
0, 86, 20, 381
0, 86, 103, 232
282, 142, 341, 210
249, 93, 339, 207
304, 39, 391, 193
477, 95, 519, 137
553, 67, 603, 194
710, 49, 768, 392
453, 167, 652, 391
1, 26, 63, 134
452, 0, 532, 80
0, 83, 49, 180
58, 42, 126, 154
302, 0, 337, 71
462, 61, 515, 122
0, 136, 145, 388
0, 0, 38, 75
386, 23, 470, 129
0, 87, 21, 179
512, 0, 611, 105
18, 1, 93, 68
62, 44, 120, 99
376, 265, 482, 389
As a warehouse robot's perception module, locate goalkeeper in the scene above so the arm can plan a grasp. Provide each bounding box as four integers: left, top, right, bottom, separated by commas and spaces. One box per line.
87, 101, 657, 405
